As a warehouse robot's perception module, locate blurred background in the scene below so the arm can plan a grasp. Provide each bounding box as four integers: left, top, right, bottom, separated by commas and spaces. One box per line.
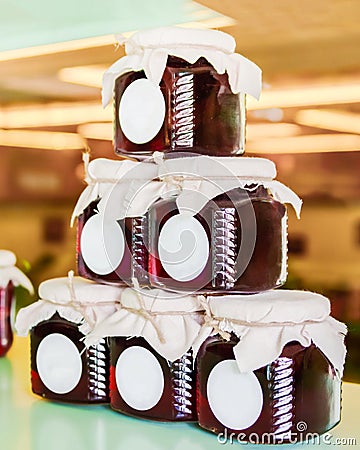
0, 0, 359, 380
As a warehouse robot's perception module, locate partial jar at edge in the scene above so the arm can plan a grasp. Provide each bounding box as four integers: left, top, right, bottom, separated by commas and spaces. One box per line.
114, 56, 245, 159
0, 281, 14, 357
148, 185, 287, 293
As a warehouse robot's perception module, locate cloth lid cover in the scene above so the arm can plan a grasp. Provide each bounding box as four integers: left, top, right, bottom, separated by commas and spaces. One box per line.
0, 250, 33, 293
85, 286, 204, 362
153, 154, 302, 218
193, 290, 347, 378
15, 275, 124, 336
71, 157, 160, 224
102, 26, 262, 107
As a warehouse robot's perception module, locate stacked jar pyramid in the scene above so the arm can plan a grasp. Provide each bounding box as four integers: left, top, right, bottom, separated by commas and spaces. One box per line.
16, 27, 347, 444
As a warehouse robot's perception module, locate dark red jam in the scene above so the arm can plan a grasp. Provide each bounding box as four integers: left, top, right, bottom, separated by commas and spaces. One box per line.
0, 281, 14, 357
30, 313, 110, 403
77, 200, 149, 286
148, 186, 286, 293
114, 56, 243, 158
109, 336, 197, 421
196, 334, 341, 443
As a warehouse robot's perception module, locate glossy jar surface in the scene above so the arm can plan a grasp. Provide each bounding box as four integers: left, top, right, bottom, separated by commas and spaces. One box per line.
114, 56, 243, 158
196, 334, 341, 443
77, 200, 149, 286
0, 281, 14, 357
110, 336, 196, 421
148, 186, 287, 293
30, 313, 109, 403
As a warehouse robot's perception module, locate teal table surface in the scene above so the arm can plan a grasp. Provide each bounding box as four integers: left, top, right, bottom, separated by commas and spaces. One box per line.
0, 337, 359, 450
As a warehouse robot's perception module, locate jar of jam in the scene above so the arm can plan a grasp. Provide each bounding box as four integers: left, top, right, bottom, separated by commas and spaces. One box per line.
72, 157, 159, 286
195, 291, 347, 443
85, 286, 204, 421
0, 250, 33, 357
15, 275, 124, 403
148, 156, 302, 294
102, 27, 261, 158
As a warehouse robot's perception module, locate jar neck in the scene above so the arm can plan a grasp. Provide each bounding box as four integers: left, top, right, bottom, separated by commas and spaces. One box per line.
166, 55, 213, 69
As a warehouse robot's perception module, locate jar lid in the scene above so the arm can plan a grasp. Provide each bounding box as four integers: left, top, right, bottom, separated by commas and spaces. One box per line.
199, 290, 347, 377
208, 290, 330, 324
86, 157, 158, 182
121, 286, 203, 313
153, 153, 302, 217
156, 155, 276, 180
0, 250, 16, 267
102, 26, 262, 107
38, 276, 124, 304
15, 275, 124, 337
125, 27, 236, 54
85, 286, 204, 361
71, 157, 160, 224
0, 249, 33, 292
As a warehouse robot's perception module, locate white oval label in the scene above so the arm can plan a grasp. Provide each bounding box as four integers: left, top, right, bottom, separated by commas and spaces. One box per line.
115, 346, 164, 411
158, 214, 209, 282
36, 333, 82, 394
207, 360, 263, 430
80, 214, 125, 275
119, 78, 165, 144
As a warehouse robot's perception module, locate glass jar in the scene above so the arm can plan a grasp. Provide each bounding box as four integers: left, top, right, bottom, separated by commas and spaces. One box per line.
110, 336, 196, 421
0, 250, 33, 357
30, 313, 109, 403
15, 276, 124, 403
148, 186, 286, 293
197, 337, 341, 442
147, 155, 302, 293
73, 157, 159, 286
0, 281, 14, 358
85, 286, 204, 421
114, 57, 244, 158
195, 292, 347, 443
102, 27, 261, 158
77, 200, 149, 286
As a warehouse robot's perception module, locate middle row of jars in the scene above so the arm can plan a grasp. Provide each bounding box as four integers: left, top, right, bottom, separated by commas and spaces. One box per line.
73, 155, 302, 293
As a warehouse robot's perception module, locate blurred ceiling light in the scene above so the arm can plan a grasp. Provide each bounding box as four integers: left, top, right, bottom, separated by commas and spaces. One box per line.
246, 123, 302, 140
0, 35, 117, 62
0, 129, 85, 150
0, 102, 111, 128
247, 83, 360, 110
246, 133, 360, 154
77, 123, 113, 140
177, 16, 236, 29
295, 109, 360, 134
58, 65, 106, 89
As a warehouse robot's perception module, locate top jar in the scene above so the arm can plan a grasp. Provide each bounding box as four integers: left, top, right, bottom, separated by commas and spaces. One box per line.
102, 27, 262, 159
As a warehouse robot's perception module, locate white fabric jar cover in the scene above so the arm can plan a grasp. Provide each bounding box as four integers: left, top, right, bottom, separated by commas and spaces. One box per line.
0, 250, 33, 293
193, 290, 347, 378
71, 154, 161, 224
71, 154, 302, 224
15, 273, 125, 336
151, 153, 303, 218
102, 26, 262, 107
85, 285, 204, 362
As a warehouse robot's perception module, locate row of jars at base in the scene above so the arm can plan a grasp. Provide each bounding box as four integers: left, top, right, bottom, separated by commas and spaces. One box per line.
77, 187, 288, 293
29, 314, 341, 442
